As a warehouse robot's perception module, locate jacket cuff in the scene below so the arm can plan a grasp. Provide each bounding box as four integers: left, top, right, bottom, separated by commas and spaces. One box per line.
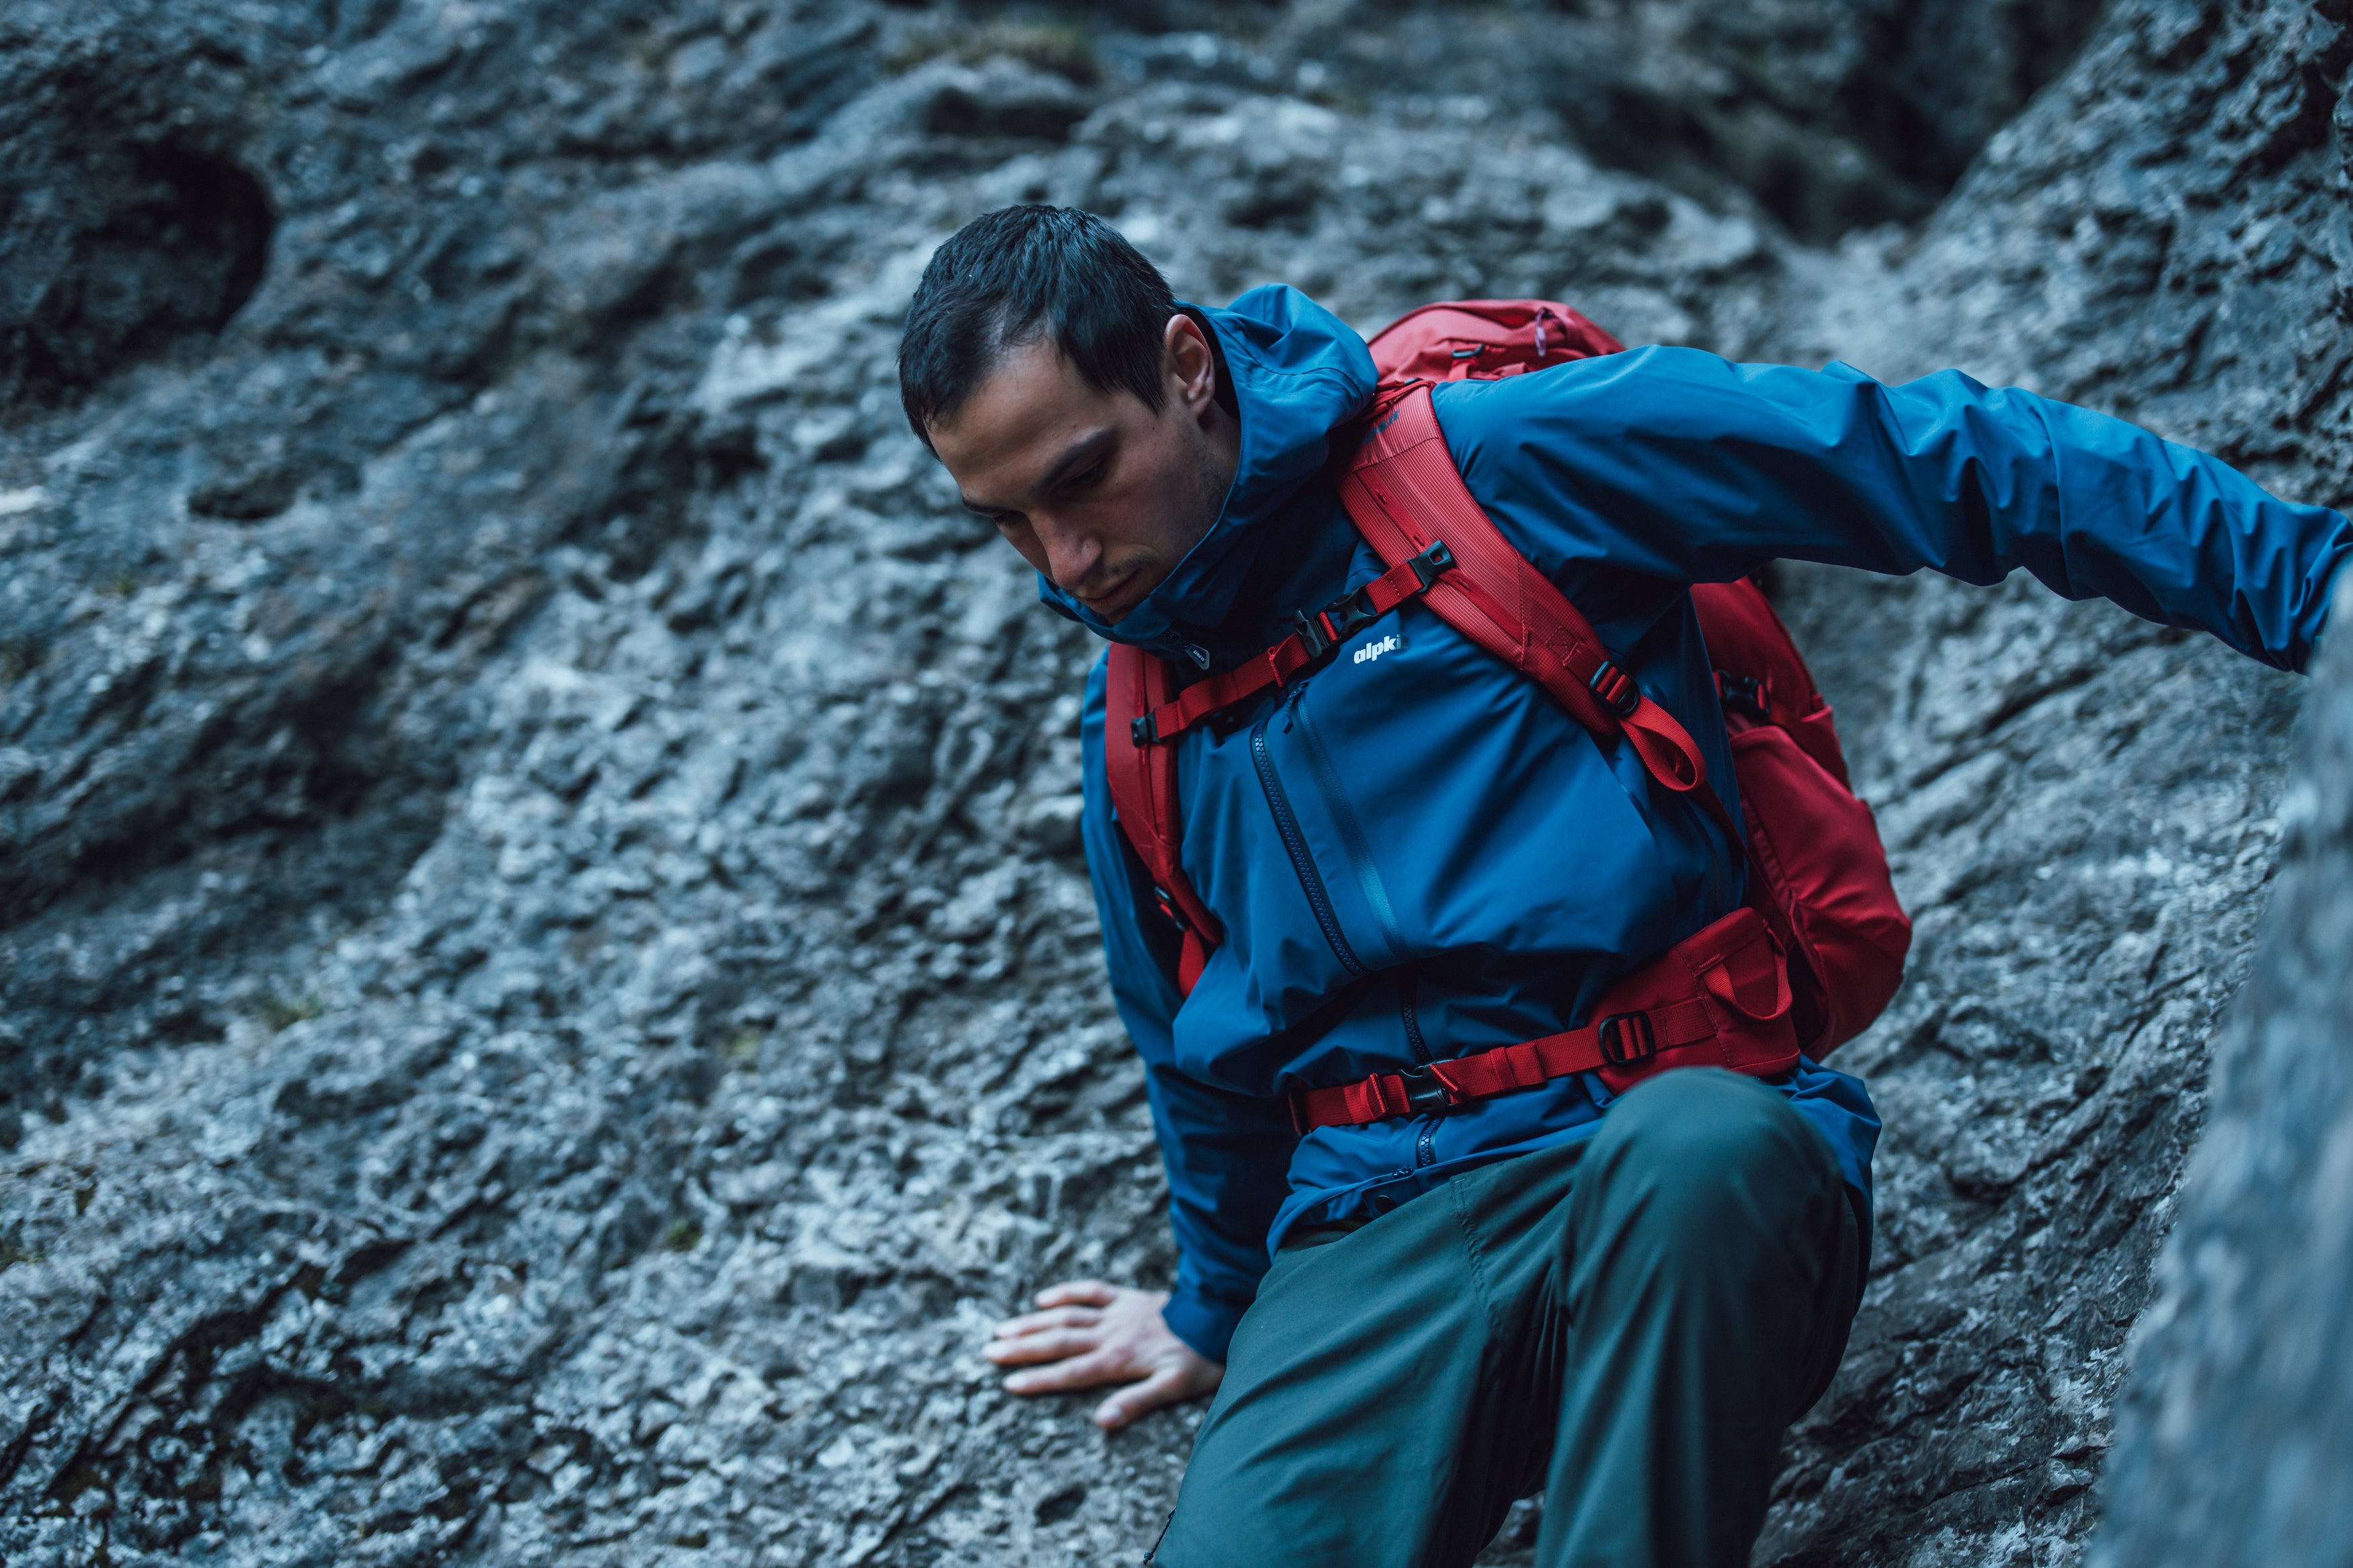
1162, 1285, 1251, 1365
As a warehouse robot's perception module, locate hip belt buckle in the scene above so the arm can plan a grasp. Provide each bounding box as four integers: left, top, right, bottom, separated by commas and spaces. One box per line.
1394, 1065, 1455, 1116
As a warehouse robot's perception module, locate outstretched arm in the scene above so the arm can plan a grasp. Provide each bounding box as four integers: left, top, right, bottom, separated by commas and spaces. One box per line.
1448, 347, 2353, 671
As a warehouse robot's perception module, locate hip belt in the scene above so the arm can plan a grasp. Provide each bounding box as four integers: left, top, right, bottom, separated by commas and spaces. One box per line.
1289, 906, 1802, 1134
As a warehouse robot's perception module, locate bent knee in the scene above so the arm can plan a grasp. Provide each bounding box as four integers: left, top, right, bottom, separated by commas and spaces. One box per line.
1590, 1069, 1837, 1221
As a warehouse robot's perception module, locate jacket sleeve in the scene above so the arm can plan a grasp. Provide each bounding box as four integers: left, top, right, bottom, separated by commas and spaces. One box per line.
1077, 655, 1298, 1364
1449, 347, 2352, 671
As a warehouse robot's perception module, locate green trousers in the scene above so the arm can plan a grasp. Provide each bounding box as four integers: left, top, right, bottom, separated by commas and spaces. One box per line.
1150, 1069, 1860, 1568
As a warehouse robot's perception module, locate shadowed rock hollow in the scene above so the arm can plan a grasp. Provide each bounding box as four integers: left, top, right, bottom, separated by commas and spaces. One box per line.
0, 1, 2346, 1564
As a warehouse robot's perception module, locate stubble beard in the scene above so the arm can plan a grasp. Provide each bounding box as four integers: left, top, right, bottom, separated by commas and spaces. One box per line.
1179, 416, 1231, 560
1092, 411, 1234, 622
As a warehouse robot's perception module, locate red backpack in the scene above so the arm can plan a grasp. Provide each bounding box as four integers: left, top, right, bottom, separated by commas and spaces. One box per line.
1105, 300, 1910, 1129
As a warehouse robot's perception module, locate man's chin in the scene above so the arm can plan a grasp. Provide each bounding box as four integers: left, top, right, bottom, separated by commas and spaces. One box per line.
1079, 575, 1154, 623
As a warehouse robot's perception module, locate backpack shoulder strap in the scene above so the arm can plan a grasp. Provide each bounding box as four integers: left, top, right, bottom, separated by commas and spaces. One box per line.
1103, 643, 1222, 993
1102, 381, 1737, 1001
1335, 383, 1716, 803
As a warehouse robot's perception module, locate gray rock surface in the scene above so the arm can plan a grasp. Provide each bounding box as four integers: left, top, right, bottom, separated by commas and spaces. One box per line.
0, 2, 2344, 1565
2082, 577, 2353, 1568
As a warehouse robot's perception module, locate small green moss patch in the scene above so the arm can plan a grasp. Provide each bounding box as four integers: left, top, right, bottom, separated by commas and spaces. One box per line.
0, 1223, 46, 1272
0, 636, 41, 683
888, 21, 1099, 84
257, 992, 323, 1032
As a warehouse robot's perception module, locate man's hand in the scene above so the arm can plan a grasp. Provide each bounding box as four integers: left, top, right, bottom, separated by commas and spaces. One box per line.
985, 1280, 1223, 1431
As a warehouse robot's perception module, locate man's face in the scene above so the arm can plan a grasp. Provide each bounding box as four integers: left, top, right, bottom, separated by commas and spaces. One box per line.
928, 315, 1238, 624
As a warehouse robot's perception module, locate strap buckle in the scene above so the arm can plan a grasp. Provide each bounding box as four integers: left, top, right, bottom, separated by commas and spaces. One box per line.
1292, 588, 1378, 661
1596, 1012, 1657, 1067
1289, 542, 1456, 661
1587, 659, 1640, 718
1405, 539, 1455, 588
1151, 886, 1191, 934
1394, 1064, 1456, 1116
1716, 671, 1769, 720
1129, 713, 1160, 747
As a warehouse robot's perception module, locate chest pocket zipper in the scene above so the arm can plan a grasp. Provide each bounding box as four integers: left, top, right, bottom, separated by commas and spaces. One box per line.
1257, 681, 1439, 1167
1252, 687, 1365, 978
1291, 698, 1409, 968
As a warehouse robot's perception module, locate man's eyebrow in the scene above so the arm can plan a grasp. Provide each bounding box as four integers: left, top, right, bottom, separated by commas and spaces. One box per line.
961, 429, 1115, 518
1039, 428, 1114, 490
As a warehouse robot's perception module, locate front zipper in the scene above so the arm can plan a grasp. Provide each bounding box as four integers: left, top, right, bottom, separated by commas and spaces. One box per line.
1252, 686, 1367, 978
1398, 969, 1431, 1065
1400, 969, 1439, 1169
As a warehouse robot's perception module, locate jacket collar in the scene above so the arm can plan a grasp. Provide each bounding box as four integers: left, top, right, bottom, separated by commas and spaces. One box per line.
1035, 284, 1376, 661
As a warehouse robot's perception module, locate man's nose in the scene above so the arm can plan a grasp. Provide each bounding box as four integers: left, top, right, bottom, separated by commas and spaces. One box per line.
1033, 513, 1101, 590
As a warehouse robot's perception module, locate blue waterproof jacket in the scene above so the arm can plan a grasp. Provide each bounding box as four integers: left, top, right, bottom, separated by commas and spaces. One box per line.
1058, 286, 2350, 1364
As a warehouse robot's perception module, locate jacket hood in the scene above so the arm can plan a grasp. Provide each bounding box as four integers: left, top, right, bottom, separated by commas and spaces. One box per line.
1037, 284, 1377, 658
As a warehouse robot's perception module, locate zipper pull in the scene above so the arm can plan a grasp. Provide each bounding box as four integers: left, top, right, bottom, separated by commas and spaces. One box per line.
1180, 640, 1211, 669
1281, 680, 1311, 732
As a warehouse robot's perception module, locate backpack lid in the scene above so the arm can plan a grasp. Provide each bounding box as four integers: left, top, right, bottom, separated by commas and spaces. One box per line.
1365, 299, 1624, 383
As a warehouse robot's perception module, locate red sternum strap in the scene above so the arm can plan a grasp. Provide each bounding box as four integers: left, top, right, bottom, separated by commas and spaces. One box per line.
1130, 542, 1455, 746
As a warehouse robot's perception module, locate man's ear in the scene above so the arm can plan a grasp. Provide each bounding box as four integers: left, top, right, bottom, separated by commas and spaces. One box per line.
1164, 313, 1219, 419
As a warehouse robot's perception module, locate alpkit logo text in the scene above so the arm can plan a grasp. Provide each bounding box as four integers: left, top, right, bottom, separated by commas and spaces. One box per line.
1353, 632, 1404, 665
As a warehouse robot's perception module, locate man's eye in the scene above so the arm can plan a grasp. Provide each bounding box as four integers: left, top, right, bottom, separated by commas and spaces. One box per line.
1067, 462, 1107, 491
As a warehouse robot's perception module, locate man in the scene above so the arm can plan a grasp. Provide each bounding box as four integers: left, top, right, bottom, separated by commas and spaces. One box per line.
896, 205, 2350, 1567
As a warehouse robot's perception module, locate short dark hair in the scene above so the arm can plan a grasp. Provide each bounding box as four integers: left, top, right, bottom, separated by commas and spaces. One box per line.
898, 206, 1176, 446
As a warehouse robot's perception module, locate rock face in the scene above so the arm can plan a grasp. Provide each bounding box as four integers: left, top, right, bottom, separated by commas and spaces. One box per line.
0, 2, 2344, 1565
2083, 580, 2353, 1568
